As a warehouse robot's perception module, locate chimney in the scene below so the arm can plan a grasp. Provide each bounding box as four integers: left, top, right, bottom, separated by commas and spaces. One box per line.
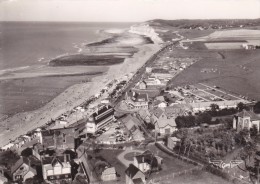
64, 154, 67, 163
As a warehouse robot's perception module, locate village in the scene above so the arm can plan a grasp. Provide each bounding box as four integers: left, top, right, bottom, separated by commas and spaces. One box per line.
1, 36, 260, 184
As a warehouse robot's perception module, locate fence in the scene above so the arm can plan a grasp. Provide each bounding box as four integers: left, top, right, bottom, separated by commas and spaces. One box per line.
155, 142, 250, 184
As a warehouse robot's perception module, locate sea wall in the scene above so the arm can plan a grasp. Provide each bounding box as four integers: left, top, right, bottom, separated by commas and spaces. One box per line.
129, 24, 163, 44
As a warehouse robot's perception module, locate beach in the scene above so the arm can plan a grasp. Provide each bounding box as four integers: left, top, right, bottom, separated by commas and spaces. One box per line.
0, 33, 161, 147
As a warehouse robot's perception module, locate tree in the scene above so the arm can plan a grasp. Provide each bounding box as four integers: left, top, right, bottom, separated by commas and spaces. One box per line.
250, 125, 258, 137
254, 101, 260, 114
210, 103, 219, 112
237, 102, 245, 112
195, 112, 212, 125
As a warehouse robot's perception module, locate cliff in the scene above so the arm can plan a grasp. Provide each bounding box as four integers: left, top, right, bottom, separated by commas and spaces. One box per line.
129, 23, 163, 44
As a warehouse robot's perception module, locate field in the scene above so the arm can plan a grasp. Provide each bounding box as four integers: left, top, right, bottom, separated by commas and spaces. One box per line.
186, 29, 260, 50
204, 42, 244, 50
168, 48, 260, 101
169, 170, 232, 184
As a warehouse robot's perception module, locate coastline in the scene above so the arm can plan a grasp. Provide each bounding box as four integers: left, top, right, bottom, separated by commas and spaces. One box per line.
0, 40, 161, 147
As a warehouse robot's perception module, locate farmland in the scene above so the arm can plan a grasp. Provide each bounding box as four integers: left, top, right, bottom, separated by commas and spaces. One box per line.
168, 49, 260, 100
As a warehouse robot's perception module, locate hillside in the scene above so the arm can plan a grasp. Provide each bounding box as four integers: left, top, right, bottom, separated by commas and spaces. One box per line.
147, 19, 260, 30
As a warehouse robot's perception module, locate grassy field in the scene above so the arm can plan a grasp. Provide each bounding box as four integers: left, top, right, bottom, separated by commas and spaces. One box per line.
168, 49, 260, 100
168, 170, 232, 184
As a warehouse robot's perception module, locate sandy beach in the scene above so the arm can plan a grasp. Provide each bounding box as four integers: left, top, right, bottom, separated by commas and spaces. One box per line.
0, 39, 161, 147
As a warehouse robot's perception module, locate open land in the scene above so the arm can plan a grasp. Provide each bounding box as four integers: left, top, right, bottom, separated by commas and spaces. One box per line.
166, 48, 260, 101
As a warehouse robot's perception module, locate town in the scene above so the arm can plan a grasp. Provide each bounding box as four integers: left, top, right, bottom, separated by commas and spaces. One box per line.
1, 23, 260, 184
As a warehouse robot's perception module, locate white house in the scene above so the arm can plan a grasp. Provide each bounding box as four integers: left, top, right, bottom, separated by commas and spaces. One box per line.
233, 110, 260, 132
42, 155, 71, 181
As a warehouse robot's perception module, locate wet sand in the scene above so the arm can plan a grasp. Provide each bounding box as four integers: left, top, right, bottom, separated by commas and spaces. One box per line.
0, 40, 161, 147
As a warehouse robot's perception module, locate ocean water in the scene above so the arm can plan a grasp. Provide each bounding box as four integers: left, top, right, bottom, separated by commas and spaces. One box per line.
0, 22, 134, 117
0, 21, 134, 70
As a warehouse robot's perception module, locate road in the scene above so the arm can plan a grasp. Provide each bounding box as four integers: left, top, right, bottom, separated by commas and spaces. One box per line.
112, 42, 178, 106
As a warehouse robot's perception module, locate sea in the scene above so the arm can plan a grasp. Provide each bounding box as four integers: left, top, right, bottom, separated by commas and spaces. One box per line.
0, 21, 135, 117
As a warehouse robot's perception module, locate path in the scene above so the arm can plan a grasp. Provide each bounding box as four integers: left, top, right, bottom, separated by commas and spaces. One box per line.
117, 147, 143, 167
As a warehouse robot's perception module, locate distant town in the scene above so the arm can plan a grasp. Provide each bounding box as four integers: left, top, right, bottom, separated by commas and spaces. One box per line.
1, 19, 260, 184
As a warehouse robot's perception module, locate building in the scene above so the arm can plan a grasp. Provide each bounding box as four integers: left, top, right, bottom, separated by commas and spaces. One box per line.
86, 105, 115, 134
41, 122, 85, 150
41, 128, 76, 150
146, 67, 152, 73
151, 108, 177, 135
133, 150, 162, 173
125, 164, 146, 184
32, 143, 56, 160
101, 167, 117, 181
125, 91, 149, 110
139, 81, 147, 90
190, 100, 247, 113
120, 115, 145, 141
167, 137, 181, 150
144, 78, 166, 88
10, 157, 36, 182
138, 109, 152, 124
155, 118, 177, 135
0, 167, 8, 184
233, 110, 260, 132
42, 154, 71, 181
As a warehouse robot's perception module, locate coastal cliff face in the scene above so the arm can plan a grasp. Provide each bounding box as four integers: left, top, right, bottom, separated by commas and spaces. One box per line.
129, 24, 164, 44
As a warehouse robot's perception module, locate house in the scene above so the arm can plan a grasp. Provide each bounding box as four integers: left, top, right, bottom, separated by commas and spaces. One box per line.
139, 81, 147, 90
10, 157, 36, 182
41, 128, 75, 150
138, 109, 152, 124
151, 108, 177, 135
146, 67, 152, 73
144, 78, 165, 88
233, 110, 260, 132
125, 91, 149, 110
86, 105, 115, 134
133, 150, 162, 173
32, 143, 56, 160
101, 167, 117, 181
153, 96, 167, 108
41, 120, 85, 150
42, 154, 71, 181
0, 167, 8, 184
120, 115, 145, 141
167, 137, 181, 150
125, 164, 146, 184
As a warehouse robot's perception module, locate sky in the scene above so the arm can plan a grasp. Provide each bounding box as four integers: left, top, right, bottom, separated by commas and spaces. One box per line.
0, 0, 260, 22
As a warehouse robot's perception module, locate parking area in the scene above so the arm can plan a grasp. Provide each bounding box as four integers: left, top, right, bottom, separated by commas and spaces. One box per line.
167, 82, 247, 105
96, 122, 127, 144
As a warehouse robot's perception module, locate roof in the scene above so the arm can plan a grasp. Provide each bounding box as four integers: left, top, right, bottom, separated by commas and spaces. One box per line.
151, 108, 164, 118
155, 118, 176, 129
155, 96, 165, 102
127, 92, 149, 102
237, 110, 260, 121
138, 109, 151, 119
90, 105, 114, 125
11, 157, 30, 174
168, 137, 181, 142
120, 115, 141, 131
42, 155, 70, 166
133, 178, 145, 184
135, 150, 154, 164
125, 164, 143, 179
102, 167, 116, 175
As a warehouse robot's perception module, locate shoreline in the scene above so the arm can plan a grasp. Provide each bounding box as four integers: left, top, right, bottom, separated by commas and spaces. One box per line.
0, 42, 161, 147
